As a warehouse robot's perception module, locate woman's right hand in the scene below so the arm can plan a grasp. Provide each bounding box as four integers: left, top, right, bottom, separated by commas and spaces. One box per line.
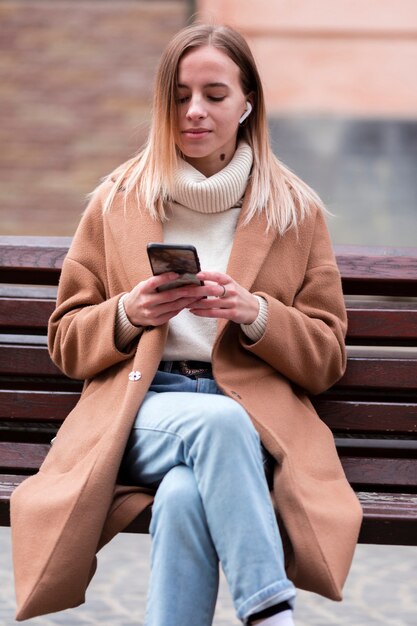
123, 273, 202, 327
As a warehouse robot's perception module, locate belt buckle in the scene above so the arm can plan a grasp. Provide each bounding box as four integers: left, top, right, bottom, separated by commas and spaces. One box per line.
179, 360, 208, 378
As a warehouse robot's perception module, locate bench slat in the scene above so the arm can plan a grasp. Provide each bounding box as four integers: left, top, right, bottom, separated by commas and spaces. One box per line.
346, 308, 417, 341
0, 389, 79, 420
342, 456, 417, 488
0, 477, 416, 545
3, 391, 416, 434
2, 239, 417, 293
336, 247, 417, 279
340, 352, 417, 390
315, 399, 417, 434
2, 445, 415, 489
0, 474, 24, 495
336, 438, 417, 454
7, 391, 417, 436
0, 298, 55, 330
2, 300, 417, 339
0, 344, 64, 377
336, 246, 417, 296
357, 492, 417, 518
357, 492, 417, 545
2, 296, 416, 340
2, 343, 417, 388
0, 442, 50, 471
0, 237, 70, 285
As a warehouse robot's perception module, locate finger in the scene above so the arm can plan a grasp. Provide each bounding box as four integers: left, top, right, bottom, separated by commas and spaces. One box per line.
189, 295, 231, 310
155, 281, 218, 301
141, 296, 202, 324
154, 296, 203, 316
143, 276, 204, 306
181, 280, 231, 300
196, 271, 230, 285
189, 307, 232, 320
147, 272, 179, 292
126, 282, 201, 325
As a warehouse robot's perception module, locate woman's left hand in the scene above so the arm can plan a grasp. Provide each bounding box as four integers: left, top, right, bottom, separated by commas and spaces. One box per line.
188, 271, 259, 325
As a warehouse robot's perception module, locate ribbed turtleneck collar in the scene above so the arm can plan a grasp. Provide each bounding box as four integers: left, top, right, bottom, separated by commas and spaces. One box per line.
170, 141, 253, 214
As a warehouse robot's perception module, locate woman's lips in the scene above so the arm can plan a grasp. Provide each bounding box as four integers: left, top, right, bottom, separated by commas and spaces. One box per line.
182, 129, 211, 139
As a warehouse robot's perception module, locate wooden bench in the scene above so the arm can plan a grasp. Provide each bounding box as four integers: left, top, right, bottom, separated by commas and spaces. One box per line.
1, 235, 417, 544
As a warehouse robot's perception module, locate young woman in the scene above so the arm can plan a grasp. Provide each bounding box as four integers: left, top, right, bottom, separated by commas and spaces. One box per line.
11, 23, 362, 626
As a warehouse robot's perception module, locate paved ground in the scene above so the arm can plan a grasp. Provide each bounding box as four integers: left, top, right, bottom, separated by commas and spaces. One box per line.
1, 527, 416, 625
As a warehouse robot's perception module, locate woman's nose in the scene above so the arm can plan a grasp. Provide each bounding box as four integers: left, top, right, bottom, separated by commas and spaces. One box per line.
185, 97, 207, 120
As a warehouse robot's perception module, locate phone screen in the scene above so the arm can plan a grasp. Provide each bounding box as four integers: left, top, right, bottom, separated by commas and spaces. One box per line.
147, 243, 203, 292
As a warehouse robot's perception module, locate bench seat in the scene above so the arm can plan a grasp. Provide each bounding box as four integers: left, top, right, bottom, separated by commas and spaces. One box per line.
1, 236, 417, 546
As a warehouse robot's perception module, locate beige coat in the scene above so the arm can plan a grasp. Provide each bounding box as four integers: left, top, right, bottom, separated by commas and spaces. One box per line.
11, 181, 362, 621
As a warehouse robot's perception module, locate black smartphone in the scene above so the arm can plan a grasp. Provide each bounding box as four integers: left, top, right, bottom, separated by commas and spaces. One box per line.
147, 243, 203, 292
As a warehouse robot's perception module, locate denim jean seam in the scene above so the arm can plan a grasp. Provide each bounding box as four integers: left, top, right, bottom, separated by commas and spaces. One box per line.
132, 425, 194, 468
202, 563, 219, 625
264, 495, 283, 554
256, 446, 282, 552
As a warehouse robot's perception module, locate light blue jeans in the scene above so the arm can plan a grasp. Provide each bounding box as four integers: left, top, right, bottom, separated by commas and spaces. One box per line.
120, 368, 296, 625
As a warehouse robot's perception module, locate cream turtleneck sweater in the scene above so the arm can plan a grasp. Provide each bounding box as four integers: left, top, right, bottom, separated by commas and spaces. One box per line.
115, 142, 268, 359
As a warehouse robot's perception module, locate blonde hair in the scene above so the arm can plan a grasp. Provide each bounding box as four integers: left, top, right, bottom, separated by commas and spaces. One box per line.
102, 23, 325, 234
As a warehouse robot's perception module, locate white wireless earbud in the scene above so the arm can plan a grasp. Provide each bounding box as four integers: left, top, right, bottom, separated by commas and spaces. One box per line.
239, 101, 252, 124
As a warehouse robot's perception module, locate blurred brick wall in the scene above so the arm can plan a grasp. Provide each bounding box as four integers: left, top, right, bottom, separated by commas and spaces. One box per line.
0, 0, 188, 235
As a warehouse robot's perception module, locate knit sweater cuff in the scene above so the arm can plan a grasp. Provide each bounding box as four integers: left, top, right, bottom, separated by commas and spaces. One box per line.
240, 295, 268, 342
115, 294, 143, 351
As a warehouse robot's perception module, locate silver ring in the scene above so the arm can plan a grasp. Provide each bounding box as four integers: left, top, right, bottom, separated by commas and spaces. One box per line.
219, 285, 227, 298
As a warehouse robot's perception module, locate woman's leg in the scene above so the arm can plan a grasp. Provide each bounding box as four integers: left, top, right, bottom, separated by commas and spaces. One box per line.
121, 384, 296, 624
146, 465, 219, 626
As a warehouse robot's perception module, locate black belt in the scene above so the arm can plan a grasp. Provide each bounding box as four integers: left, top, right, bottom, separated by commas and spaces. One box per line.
159, 360, 213, 379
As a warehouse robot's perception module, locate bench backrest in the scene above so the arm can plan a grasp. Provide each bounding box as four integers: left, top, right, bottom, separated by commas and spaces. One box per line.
317, 245, 417, 501
1, 236, 417, 527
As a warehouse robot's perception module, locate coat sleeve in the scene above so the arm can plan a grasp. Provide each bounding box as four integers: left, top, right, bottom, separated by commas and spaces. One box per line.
241, 209, 347, 395
48, 183, 137, 380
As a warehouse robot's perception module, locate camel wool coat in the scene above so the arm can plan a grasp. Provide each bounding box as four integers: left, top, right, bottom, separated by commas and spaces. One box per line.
11, 180, 362, 621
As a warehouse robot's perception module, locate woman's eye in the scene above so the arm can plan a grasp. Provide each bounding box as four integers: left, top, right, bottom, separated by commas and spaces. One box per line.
175, 94, 225, 104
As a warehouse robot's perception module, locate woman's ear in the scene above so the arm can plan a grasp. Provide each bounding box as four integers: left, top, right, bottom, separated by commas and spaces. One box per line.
239, 101, 253, 124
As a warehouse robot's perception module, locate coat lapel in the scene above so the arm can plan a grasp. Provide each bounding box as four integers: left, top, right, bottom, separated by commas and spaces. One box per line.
226, 208, 276, 290
105, 190, 164, 290
217, 195, 277, 338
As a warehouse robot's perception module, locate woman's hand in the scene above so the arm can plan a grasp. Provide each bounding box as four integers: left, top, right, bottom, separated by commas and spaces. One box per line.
123, 273, 204, 327
188, 271, 260, 325
124, 271, 259, 327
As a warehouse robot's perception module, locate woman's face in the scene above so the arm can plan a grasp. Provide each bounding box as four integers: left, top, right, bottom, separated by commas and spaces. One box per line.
175, 45, 248, 177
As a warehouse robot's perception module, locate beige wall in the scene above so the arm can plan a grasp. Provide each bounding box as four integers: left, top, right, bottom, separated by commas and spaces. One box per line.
197, 0, 417, 117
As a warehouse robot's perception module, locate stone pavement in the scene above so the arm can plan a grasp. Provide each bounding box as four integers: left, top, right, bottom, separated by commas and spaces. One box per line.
1, 527, 416, 625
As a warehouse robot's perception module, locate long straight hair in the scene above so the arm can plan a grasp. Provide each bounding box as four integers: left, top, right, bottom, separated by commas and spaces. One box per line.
102, 23, 324, 233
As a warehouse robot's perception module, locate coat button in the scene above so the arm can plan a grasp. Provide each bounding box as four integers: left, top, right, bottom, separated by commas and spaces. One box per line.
128, 370, 142, 381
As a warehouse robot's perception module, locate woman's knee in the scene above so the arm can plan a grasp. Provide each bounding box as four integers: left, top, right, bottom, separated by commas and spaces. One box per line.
199, 397, 260, 446
151, 465, 201, 530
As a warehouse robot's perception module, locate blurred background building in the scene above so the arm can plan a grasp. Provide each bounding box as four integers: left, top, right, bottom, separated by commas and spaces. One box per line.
1, 0, 416, 245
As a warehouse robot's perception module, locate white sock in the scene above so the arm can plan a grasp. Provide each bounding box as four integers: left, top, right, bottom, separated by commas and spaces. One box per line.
253, 609, 295, 626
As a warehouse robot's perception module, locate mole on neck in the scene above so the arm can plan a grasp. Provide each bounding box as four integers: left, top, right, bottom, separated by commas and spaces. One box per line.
220, 153, 226, 161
